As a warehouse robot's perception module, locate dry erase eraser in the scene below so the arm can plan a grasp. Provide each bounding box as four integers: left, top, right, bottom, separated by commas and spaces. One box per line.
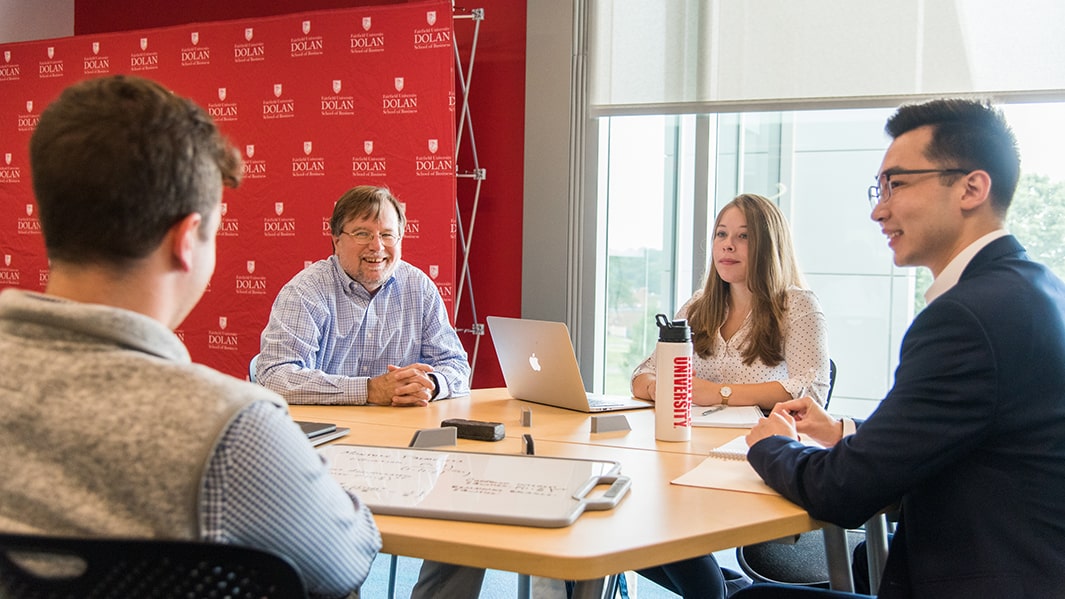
441, 418, 505, 441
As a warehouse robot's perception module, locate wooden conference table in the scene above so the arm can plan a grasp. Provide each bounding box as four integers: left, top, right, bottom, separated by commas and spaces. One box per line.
290, 388, 840, 597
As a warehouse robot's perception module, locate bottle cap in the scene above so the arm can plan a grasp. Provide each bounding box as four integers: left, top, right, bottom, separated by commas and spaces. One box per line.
655, 313, 691, 342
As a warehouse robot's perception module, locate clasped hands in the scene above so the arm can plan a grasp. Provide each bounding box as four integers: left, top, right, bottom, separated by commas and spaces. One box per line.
746, 396, 845, 449
367, 363, 436, 406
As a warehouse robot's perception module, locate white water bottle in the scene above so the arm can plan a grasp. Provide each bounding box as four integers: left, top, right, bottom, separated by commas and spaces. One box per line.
654, 313, 692, 442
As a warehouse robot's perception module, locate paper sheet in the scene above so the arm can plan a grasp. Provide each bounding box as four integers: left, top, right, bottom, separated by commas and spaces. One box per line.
671, 455, 781, 495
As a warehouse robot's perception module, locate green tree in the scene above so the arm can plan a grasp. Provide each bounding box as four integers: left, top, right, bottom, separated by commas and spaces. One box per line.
1007, 173, 1065, 279
916, 172, 1065, 312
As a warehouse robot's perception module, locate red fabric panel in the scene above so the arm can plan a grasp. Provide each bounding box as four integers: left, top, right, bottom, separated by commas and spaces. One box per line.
0, 1, 456, 379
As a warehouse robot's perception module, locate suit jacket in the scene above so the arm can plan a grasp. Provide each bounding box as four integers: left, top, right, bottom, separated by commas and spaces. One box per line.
749, 236, 1065, 598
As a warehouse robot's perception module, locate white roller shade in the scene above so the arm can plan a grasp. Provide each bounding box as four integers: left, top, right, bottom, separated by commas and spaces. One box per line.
589, 0, 1065, 115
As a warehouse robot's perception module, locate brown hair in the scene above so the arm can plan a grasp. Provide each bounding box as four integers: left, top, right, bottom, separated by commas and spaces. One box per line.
30, 75, 240, 265
329, 185, 407, 236
687, 194, 804, 366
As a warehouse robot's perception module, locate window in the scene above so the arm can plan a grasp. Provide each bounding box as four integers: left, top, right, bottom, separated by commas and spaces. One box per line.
599, 102, 1065, 417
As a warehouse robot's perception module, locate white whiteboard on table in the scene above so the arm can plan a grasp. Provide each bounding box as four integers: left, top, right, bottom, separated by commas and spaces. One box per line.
319, 444, 630, 528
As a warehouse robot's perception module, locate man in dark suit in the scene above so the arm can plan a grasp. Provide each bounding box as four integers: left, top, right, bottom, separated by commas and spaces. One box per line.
735, 99, 1065, 599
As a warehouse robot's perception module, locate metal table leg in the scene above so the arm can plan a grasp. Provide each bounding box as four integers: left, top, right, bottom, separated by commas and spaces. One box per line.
823, 524, 855, 592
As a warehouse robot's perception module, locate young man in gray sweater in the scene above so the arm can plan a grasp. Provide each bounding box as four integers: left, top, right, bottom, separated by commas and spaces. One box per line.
0, 75, 381, 599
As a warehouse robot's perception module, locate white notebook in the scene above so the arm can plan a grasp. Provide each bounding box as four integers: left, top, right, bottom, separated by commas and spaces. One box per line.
690, 405, 764, 428
671, 434, 824, 495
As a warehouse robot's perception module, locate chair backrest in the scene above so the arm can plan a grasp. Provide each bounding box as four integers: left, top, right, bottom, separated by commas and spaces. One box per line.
249, 353, 259, 383
824, 358, 837, 408
0, 533, 307, 599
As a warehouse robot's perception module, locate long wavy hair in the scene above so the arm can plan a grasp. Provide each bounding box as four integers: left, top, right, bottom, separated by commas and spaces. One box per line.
687, 194, 804, 366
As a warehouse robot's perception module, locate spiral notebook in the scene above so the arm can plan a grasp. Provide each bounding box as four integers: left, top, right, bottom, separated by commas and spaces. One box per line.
671, 435, 822, 495
705, 435, 753, 460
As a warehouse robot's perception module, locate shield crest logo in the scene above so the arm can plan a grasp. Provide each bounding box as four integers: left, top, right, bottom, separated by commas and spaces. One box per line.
25, 204, 33, 216
217, 87, 226, 101
191, 32, 199, 45
46, 47, 54, 59
92, 42, 100, 55
4, 51, 10, 63
245, 145, 255, 158
26, 101, 33, 113
246, 260, 255, 274
427, 11, 437, 26
303, 141, 313, 156
4, 255, 11, 267
302, 21, 311, 35
219, 317, 228, 330
273, 83, 283, 98
362, 17, 372, 31
221, 203, 228, 216
332, 79, 342, 94
364, 141, 374, 155
139, 38, 148, 51
4, 153, 11, 166
428, 139, 439, 154
394, 77, 404, 92
275, 202, 284, 216
429, 265, 439, 279
245, 28, 254, 42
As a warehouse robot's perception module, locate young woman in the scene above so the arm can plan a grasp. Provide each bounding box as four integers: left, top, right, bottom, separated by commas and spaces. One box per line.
632, 193, 831, 597
632, 193, 831, 409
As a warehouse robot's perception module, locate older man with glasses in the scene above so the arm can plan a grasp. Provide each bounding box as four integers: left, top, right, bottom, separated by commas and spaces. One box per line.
256, 185, 469, 407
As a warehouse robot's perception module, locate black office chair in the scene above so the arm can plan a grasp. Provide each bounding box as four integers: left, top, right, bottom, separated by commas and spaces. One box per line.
0, 533, 307, 599
736, 359, 871, 590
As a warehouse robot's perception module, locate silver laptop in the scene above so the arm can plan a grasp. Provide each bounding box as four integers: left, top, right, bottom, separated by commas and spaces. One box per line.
486, 316, 653, 413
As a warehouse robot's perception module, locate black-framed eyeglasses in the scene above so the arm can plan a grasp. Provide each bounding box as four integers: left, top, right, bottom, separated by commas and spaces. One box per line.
340, 230, 401, 246
867, 168, 972, 208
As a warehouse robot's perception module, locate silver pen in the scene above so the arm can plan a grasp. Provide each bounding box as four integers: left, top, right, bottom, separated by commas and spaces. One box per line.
701, 405, 726, 416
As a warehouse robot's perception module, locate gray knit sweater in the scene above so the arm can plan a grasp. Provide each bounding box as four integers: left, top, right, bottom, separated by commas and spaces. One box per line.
0, 289, 283, 539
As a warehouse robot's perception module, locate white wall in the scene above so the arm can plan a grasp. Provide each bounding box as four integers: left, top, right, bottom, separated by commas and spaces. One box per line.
0, 0, 74, 44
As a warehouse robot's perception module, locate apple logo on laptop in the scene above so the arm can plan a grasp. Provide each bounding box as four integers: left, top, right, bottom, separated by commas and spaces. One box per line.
528, 353, 542, 372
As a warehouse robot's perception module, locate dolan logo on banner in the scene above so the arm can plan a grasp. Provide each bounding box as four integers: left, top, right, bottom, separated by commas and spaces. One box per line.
0, 0, 457, 377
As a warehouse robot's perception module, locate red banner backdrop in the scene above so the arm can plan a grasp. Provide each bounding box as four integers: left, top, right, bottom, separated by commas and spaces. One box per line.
0, 0, 457, 379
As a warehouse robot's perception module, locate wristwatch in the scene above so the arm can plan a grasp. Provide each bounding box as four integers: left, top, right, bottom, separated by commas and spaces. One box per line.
719, 385, 732, 406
